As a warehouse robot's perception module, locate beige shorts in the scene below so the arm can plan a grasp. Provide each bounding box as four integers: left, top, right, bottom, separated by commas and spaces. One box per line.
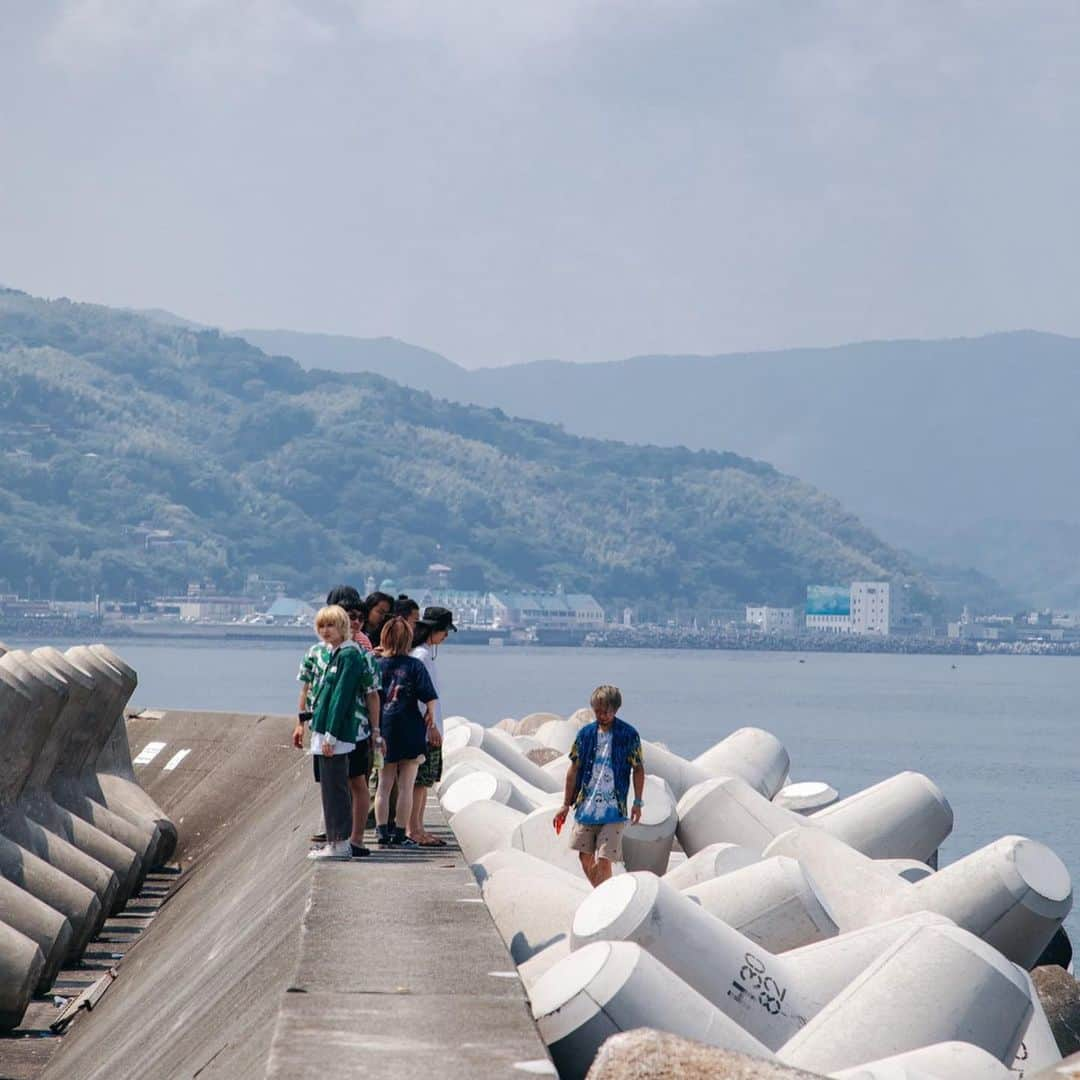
569, 820, 625, 863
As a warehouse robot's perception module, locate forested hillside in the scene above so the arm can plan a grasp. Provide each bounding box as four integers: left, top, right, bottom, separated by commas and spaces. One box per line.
0, 289, 916, 612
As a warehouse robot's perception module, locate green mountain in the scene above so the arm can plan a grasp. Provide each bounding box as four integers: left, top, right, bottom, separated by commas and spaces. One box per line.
239, 326, 1077, 608
0, 288, 918, 612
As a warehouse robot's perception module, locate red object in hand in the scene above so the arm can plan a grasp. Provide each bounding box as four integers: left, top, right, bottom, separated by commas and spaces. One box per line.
554, 810, 565, 835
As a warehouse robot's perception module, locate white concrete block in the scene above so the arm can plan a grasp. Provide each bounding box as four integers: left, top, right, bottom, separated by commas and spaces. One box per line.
622, 775, 678, 876
447, 800, 525, 864
774, 781, 839, 815
535, 720, 581, 756
778, 923, 1033, 1075
662, 842, 761, 891
684, 855, 838, 953
764, 827, 1073, 968
676, 772, 951, 863
531, 941, 773, 1080
829, 1041, 1015, 1079
694, 727, 790, 799
570, 871, 956, 1052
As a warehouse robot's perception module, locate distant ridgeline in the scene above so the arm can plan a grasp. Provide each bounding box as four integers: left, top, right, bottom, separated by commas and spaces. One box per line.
0, 288, 916, 611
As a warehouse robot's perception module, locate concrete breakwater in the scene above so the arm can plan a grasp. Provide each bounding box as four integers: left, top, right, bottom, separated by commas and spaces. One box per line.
440, 713, 1077, 1079
0, 641, 175, 1033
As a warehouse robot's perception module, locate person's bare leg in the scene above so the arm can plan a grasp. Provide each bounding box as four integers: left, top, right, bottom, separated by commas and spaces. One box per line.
593, 857, 614, 886
579, 850, 598, 886
375, 762, 398, 826
408, 785, 427, 841
349, 775, 370, 846
395, 759, 421, 836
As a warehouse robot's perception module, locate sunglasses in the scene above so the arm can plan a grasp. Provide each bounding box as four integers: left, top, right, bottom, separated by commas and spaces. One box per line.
347, 610, 363, 622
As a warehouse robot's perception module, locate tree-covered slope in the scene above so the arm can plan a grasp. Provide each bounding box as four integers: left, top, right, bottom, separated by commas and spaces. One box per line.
0, 289, 915, 610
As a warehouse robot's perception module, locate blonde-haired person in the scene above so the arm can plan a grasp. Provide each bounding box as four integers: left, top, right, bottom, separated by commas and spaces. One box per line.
374, 616, 438, 847
305, 606, 373, 860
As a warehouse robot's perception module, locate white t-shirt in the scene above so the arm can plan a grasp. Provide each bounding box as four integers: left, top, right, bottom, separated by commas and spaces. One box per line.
409, 644, 441, 734
309, 730, 355, 757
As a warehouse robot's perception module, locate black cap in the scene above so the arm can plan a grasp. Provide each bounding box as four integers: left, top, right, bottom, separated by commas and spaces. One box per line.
420, 606, 457, 632
326, 585, 363, 613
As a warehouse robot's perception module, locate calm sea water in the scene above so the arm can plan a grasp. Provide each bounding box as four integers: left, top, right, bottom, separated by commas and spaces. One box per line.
21, 639, 1080, 941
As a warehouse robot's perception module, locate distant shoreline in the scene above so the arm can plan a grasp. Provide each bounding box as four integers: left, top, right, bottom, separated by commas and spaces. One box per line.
3, 618, 1078, 657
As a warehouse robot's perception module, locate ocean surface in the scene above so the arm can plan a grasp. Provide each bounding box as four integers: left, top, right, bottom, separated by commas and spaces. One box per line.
17, 638, 1080, 942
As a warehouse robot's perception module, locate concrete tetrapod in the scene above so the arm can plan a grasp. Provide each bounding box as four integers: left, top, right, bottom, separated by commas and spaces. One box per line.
774, 781, 839, 815
479, 861, 589, 963
622, 774, 678, 876
68, 645, 177, 864
638, 739, 710, 800
447, 799, 526, 864
676, 771, 952, 863
0, 655, 108, 957
569, 871, 954, 1051
11, 648, 146, 910
441, 771, 552, 817
693, 727, 790, 799
31, 646, 161, 882
35, 648, 164, 874
776, 923, 1033, 1074
435, 746, 558, 806
0, 920, 44, 1031
516, 712, 564, 736
683, 855, 838, 952
534, 719, 581, 756
764, 826, 1074, 968
661, 842, 762, 890
0, 652, 122, 919
530, 940, 773, 1080
829, 1041, 1015, 1079
443, 722, 562, 793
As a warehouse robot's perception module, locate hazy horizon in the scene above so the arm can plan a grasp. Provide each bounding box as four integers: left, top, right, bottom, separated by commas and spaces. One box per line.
3, 2, 1080, 368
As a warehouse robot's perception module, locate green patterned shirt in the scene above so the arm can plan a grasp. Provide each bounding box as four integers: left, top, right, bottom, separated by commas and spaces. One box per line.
298, 642, 378, 740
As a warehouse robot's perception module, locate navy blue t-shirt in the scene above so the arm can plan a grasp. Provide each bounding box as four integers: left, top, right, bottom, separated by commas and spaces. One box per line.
377, 655, 438, 763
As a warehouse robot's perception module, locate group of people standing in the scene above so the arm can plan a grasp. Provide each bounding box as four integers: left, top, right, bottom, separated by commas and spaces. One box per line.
293, 585, 456, 860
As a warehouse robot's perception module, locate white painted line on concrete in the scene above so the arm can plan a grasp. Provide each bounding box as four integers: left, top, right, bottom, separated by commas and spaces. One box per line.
133, 741, 167, 766
162, 749, 191, 772
456, 898, 485, 904
487, 971, 519, 979
513, 1061, 557, 1075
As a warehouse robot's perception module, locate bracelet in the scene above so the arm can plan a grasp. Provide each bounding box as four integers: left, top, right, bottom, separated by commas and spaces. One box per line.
298, 711, 312, 723
632, 798, 643, 807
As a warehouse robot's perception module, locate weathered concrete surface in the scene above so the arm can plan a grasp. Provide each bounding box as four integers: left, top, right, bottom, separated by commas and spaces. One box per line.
264, 833, 547, 1078
586, 1030, 818, 1080
1033, 964, 1080, 1056
27, 708, 548, 1080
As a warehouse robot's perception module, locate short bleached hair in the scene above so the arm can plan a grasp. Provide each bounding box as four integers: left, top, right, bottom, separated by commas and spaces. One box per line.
590, 684, 622, 713
315, 605, 350, 637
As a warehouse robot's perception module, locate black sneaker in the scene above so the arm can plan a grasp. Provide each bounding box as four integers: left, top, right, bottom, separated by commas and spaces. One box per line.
350, 843, 371, 858
376, 826, 394, 847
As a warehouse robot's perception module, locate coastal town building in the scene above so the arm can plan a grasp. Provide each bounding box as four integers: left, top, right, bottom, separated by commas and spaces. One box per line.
489, 591, 605, 631
850, 581, 893, 636
805, 581, 898, 636
745, 605, 797, 633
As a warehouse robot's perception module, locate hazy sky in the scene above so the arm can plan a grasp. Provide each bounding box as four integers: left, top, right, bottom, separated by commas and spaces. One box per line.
3, 2, 1079, 367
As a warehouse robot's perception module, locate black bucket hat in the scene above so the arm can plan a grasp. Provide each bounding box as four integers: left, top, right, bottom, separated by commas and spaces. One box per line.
420, 606, 457, 632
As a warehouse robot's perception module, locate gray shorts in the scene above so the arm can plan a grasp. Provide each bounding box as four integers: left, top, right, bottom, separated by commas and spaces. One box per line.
569, 820, 625, 862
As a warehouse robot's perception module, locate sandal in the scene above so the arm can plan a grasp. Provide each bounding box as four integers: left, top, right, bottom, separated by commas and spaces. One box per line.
422, 834, 447, 846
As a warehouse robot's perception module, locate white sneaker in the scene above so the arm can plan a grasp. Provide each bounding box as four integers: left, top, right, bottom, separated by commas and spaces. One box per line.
307, 840, 351, 861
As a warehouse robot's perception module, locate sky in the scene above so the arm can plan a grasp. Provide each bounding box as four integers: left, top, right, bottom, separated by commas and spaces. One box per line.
2, 1, 1079, 368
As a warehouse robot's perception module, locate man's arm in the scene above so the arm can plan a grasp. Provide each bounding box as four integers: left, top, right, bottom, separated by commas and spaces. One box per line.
630, 763, 646, 824
366, 690, 382, 750
554, 762, 578, 830
293, 683, 310, 749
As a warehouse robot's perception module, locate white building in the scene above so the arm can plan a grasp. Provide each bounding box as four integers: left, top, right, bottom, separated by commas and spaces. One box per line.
745, 605, 797, 633
489, 591, 605, 631
850, 582, 893, 635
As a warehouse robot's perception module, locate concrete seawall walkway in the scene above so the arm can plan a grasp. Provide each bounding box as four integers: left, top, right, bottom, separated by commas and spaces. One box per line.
4, 710, 549, 1080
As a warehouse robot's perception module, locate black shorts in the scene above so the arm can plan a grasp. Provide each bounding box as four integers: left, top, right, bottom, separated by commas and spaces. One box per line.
313, 738, 372, 782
